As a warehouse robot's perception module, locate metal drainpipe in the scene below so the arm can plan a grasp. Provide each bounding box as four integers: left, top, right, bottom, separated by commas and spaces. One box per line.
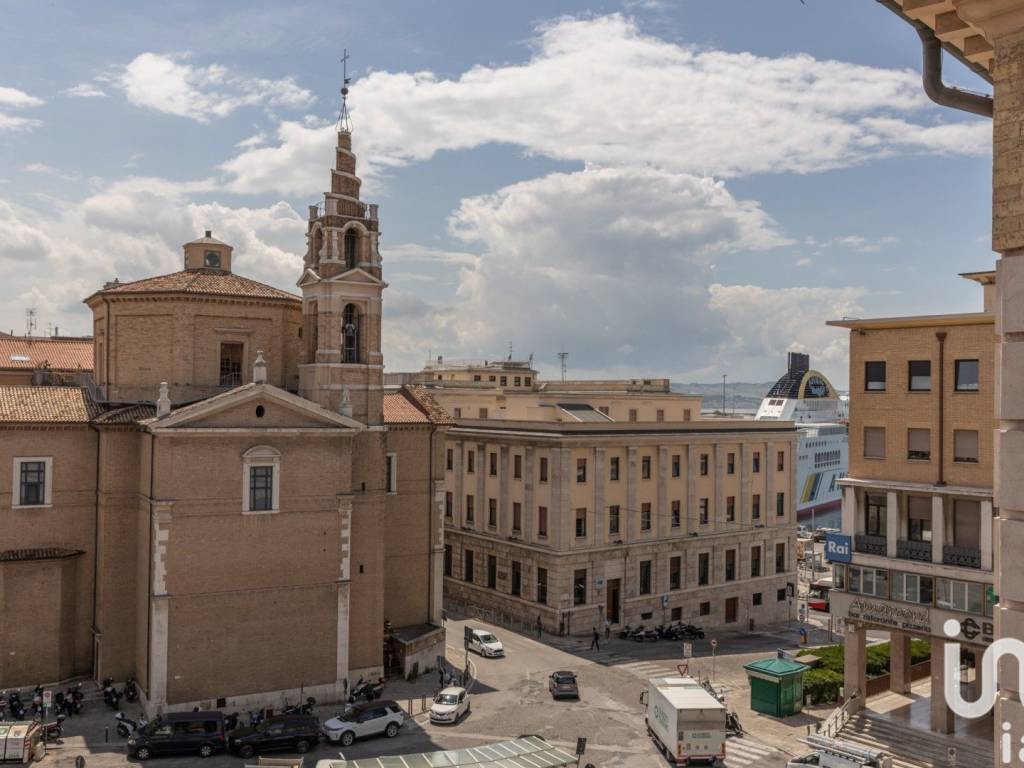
915, 26, 993, 118
936, 332, 947, 487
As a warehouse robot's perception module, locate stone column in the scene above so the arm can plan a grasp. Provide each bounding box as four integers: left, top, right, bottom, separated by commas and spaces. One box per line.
336, 495, 353, 698
930, 637, 955, 734
886, 491, 899, 558
932, 496, 945, 565
148, 504, 172, 713
981, 500, 994, 571
843, 622, 866, 713
841, 485, 856, 535
889, 631, 912, 695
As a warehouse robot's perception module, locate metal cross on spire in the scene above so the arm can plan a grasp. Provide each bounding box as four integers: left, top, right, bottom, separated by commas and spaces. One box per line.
337, 49, 353, 132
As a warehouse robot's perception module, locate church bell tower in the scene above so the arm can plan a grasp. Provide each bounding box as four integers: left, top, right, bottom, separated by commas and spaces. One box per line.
298, 67, 385, 425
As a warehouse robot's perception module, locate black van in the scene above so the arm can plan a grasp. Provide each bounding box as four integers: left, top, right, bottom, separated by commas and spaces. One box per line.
127, 712, 227, 760
228, 714, 320, 758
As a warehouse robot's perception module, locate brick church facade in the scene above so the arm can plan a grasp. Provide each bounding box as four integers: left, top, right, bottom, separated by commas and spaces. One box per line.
0, 126, 448, 714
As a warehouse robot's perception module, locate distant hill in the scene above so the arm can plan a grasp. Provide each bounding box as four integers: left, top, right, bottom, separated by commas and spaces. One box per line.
672, 381, 773, 413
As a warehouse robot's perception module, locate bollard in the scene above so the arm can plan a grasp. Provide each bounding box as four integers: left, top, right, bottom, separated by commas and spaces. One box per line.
407, 698, 412, 715
104, 725, 109, 743
421, 695, 426, 713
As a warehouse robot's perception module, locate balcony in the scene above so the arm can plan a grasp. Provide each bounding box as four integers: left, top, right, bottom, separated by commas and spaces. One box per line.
855, 534, 887, 556
943, 544, 982, 569
896, 539, 932, 562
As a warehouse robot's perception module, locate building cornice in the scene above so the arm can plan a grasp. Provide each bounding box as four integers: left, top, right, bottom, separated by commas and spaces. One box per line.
840, 475, 992, 499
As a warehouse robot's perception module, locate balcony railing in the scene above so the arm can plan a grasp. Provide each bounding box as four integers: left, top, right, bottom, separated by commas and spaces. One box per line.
896, 539, 932, 562
943, 545, 982, 569
855, 534, 887, 556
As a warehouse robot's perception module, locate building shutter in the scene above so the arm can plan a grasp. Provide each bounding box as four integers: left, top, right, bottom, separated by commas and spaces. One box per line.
908, 428, 930, 458
954, 430, 979, 462
864, 427, 885, 458
954, 500, 981, 549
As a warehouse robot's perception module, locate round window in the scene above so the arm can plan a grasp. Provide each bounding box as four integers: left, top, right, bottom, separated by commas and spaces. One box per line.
256, 405, 265, 418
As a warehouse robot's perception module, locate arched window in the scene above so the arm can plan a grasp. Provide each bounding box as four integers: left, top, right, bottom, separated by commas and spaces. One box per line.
344, 229, 358, 269
342, 304, 360, 363
311, 228, 324, 269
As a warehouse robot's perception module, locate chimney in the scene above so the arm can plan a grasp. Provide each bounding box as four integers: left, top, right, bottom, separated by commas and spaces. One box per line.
205, 230, 212, 238
156, 382, 171, 417
253, 350, 267, 384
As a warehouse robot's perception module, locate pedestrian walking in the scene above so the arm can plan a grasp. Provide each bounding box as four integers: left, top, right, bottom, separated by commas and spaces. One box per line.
438, 666, 445, 688
590, 627, 600, 651
604, 618, 611, 640
536, 615, 543, 639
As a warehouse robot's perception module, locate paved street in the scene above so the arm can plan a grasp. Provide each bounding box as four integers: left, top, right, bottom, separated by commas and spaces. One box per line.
24, 615, 839, 768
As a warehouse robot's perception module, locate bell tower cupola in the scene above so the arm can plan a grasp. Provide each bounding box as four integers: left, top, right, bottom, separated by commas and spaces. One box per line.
183, 230, 233, 272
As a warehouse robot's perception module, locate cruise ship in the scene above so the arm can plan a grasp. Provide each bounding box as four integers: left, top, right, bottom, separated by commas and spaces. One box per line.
755, 352, 848, 525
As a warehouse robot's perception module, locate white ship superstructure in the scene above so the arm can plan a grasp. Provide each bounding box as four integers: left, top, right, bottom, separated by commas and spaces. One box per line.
755, 352, 848, 522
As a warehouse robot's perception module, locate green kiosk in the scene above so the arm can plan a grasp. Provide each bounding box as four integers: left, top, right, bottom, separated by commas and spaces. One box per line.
743, 655, 809, 717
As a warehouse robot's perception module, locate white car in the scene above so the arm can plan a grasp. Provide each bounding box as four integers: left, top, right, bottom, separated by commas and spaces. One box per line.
429, 686, 470, 724
468, 629, 504, 657
322, 700, 405, 747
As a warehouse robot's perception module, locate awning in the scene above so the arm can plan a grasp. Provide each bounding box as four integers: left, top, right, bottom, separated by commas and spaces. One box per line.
315, 736, 578, 768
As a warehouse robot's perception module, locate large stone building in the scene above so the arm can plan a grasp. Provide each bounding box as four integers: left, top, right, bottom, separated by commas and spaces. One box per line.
0, 125, 448, 714
827, 270, 996, 734
409, 359, 799, 634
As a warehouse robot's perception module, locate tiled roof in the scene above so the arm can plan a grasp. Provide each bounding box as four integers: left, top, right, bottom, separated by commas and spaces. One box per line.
0, 386, 100, 423
0, 337, 93, 371
0, 547, 85, 562
407, 386, 454, 424
93, 270, 300, 302
94, 403, 157, 425
383, 386, 454, 425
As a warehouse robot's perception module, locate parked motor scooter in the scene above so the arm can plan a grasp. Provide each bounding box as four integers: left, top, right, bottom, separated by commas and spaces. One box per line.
123, 676, 138, 703
37, 713, 66, 742
102, 677, 121, 710
365, 679, 384, 702
247, 710, 264, 727
348, 677, 368, 703
6, 691, 27, 720
30, 685, 44, 716
114, 711, 149, 738
629, 624, 647, 642
224, 712, 240, 731
617, 624, 632, 640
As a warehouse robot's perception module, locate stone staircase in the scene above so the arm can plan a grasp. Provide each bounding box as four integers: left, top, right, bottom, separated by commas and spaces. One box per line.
837, 710, 992, 768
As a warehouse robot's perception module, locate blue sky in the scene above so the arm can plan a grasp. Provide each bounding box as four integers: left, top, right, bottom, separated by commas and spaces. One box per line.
0, 0, 993, 387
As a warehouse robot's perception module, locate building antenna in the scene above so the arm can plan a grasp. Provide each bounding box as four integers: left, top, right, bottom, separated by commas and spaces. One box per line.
337, 48, 353, 132
557, 349, 569, 382
507, 341, 513, 361
25, 307, 37, 340
721, 373, 727, 415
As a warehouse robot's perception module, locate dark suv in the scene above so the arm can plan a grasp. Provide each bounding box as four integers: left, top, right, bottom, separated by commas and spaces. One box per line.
228, 714, 320, 759
127, 712, 226, 760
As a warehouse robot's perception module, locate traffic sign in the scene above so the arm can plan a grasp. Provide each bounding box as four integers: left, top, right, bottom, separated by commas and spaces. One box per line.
575, 737, 587, 756
710, 638, 718, 649
42, 690, 52, 708
683, 642, 693, 658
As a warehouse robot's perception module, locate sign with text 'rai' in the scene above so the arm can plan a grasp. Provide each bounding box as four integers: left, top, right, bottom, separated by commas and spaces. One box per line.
824, 532, 852, 563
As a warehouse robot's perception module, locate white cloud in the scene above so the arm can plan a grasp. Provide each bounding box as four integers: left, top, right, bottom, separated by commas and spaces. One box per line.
220, 14, 988, 196
385, 243, 479, 267
24, 163, 79, 181
118, 52, 315, 122
0, 85, 44, 132
61, 83, 108, 98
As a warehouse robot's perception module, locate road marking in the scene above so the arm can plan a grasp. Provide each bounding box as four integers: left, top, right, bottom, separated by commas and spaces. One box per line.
423, 729, 651, 755
724, 739, 780, 766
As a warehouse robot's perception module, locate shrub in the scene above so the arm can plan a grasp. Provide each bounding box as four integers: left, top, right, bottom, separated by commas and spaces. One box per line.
804, 668, 843, 705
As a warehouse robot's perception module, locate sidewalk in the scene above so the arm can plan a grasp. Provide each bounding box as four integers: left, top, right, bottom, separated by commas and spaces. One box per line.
379, 644, 474, 720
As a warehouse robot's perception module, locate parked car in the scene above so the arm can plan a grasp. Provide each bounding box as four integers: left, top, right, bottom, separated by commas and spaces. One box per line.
228, 714, 319, 758
429, 686, 470, 724
127, 712, 226, 760
321, 700, 404, 747
468, 629, 504, 657
548, 671, 579, 700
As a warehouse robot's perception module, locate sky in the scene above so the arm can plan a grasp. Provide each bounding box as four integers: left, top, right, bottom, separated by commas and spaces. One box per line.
0, 0, 994, 388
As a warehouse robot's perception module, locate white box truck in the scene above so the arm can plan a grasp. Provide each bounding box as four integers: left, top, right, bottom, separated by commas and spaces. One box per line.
644, 677, 726, 766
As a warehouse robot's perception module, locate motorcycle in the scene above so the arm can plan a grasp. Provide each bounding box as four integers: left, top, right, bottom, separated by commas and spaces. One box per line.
224, 712, 240, 731
36, 713, 66, 742
102, 677, 121, 710
283, 696, 317, 715
617, 624, 633, 640
6, 691, 27, 720
114, 711, 149, 738
640, 627, 660, 642
123, 676, 138, 703
628, 624, 646, 642
31, 685, 44, 716
247, 710, 264, 727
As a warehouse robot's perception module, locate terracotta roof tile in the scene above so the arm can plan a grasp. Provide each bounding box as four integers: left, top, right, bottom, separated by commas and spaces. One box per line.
93, 403, 157, 425
406, 386, 454, 424
0, 386, 100, 423
93, 270, 299, 302
383, 391, 430, 424
0, 337, 93, 371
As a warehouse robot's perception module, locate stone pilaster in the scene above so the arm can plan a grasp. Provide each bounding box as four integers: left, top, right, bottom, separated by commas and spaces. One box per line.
686, 445, 698, 535
594, 447, 606, 545
627, 446, 639, 542
148, 503, 172, 712
657, 446, 669, 538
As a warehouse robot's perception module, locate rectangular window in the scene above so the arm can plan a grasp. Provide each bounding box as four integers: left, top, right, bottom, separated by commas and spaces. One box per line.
865, 494, 887, 536
539, 457, 548, 482
776, 492, 786, 517
537, 567, 548, 604
514, 376, 521, 387
249, 466, 273, 512
700, 454, 709, 476
609, 505, 621, 536
598, 405, 610, 415
610, 456, 620, 481
670, 556, 682, 590
752, 452, 760, 473
219, 342, 244, 386
445, 491, 453, 518
726, 496, 735, 523
467, 450, 475, 474
671, 606, 683, 621
489, 452, 498, 476
466, 495, 475, 523
892, 571, 933, 605
538, 506, 548, 537
499, 376, 507, 386
473, 374, 481, 381
464, 550, 475, 583
955, 359, 980, 392
629, 408, 638, 422
478, 407, 488, 419
641, 456, 651, 479
954, 499, 982, 549
752, 494, 761, 520
525, 376, 532, 387
488, 498, 497, 527
936, 578, 983, 614
511, 560, 522, 597
512, 502, 522, 532
446, 448, 453, 471
777, 450, 785, 471
753, 592, 762, 606
847, 566, 889, 599
575, 508, 587, 538
453, 407, 462, 418
577, 457, 587, 483
641, 503, 652, 531
908, 360, 932, 391
727, 452, 735, 474
698, 553, 710, 586
639, 561, 652, 595
864, 426, 886, 459
865, 361, 886, 391
656, 409, 665, 422
954, 430, 979, 463
671, 454, 680, 477
725, 549, 736, 582
777, 588, 787, 602
908, 496, 932, 542
699, 498, 709, 524
908, 428, 931, 461
699, 601, 711, 617
751, 545, 762, 578
444, 545, 452, 577
487, 555, 497, 589
385, 454, 397, 493
18, 461, 46, 506
574, 569, 587, 606
671, 500, 681, 528
513, 454, 522, 479
684, 409, 692, 422
775, 542, 786, 574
